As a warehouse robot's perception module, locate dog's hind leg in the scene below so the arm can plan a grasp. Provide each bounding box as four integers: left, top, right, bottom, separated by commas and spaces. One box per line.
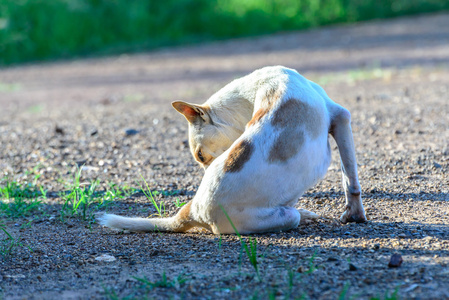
216, 206, 302, 234
329, 106, 367, 223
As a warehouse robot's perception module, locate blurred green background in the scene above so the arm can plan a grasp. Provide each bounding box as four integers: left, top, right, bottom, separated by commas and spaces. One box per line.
1, 0, 448, 66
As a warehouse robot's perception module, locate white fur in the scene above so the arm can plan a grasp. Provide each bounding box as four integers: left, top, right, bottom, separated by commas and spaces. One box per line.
100, 66, 366, 234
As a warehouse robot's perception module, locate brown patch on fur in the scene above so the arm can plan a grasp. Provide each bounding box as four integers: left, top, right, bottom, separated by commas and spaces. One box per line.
178, 201, 192, 221
247, 87, 283, 127
224, 140, 254, 172
202, 104, 211, 112
247, 107, 269, 127
271, 99, 304, 128
174, 201, 195, 232
269, 127, 305, 163
271, 98, 323, 138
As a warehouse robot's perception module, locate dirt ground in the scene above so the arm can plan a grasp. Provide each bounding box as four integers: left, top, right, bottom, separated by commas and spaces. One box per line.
0, 13, 448, 300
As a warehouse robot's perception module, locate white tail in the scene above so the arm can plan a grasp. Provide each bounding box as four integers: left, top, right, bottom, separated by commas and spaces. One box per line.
99, 201, 196, 233
98, 214, 175, 232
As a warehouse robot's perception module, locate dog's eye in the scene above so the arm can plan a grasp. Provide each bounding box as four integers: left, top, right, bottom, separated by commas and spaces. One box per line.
197, 149, 205, 163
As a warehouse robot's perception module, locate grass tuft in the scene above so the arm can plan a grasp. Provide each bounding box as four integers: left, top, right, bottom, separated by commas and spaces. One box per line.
60, 167, 113, 222
0, 223, 28, 257
370, 287, 400, 300
133, 271, 189, 290
219, 205, 260, 280
138, 175, 165, 217
0, 176, 44, 219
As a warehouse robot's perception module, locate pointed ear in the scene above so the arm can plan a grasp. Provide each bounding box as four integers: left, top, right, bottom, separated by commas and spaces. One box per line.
172, 101, 205, 123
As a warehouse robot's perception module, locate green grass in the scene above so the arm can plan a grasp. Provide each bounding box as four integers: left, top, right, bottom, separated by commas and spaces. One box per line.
337, 282, 400, 300
174, 197, 187, 208
0, 176, 45, 219
1, 0, 449, 65
103, 272, 189, 299
133, 271, 189, 290
0, 223, 28, 257
220, 205, 261, 280
0, 176, 43, 200
370, 288, 400, 300
61, 168, 102, 221
138, 175, 166, 217
103, 182, 136, 202
60, 168, 134, 222
0, 168, 171, 224
0, 197, 42, 219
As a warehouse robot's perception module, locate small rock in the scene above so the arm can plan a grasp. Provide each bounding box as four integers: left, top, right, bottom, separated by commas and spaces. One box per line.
403, 284, 419, 293
125, 129, 139, 136
81, 165, 98, 172
95, 254, 116, 262
76, 160, 87, 167
433, 162, 442, 169
349, 263, 358, 271
55, 125, 64, 135
388, 253, 403, 268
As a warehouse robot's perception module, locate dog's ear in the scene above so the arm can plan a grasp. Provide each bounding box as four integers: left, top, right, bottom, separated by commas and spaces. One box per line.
172, 101, 206, 123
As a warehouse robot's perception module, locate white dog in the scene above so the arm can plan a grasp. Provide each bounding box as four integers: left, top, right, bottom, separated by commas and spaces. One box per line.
100, 66, 366, 234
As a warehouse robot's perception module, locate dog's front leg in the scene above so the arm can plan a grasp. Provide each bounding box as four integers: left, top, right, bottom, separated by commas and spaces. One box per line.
330, 107, 367, 223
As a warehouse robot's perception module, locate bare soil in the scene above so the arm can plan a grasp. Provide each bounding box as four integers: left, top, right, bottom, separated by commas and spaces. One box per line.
0, 13, 448, 300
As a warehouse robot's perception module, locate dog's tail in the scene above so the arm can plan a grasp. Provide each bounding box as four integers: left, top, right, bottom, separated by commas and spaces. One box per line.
98, 201, 195, 233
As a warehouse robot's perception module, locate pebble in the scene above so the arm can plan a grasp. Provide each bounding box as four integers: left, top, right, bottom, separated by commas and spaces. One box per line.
125, 129, 139, 136
388, 254, 403, 268
95, 254, 117, 262
433, 162, 442, 168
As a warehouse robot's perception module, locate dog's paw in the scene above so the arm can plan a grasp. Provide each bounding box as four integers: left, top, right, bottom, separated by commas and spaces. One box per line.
297, 208, 320, 225
340, 209, 367, 224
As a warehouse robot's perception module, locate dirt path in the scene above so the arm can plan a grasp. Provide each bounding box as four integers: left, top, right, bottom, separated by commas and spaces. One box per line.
0, 13, 448, 300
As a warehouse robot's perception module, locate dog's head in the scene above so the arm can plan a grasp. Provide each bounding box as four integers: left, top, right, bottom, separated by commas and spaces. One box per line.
172, 101, 238, 169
